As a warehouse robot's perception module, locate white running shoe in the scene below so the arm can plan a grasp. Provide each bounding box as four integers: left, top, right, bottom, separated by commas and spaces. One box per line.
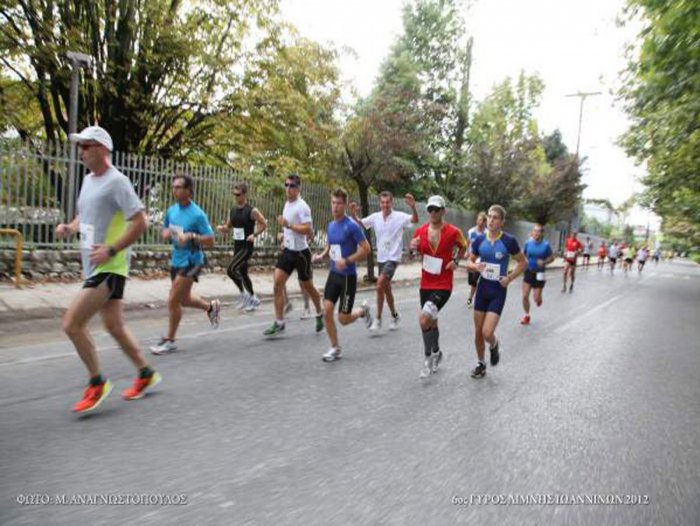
322, 347, 342, 362
244, 295, 261, 312
388, 312, 400, 331
419, 357, 432, 379
431, 350, 443, 373
361, 300, 373, 329
208, 299, 221, 328
150, 338, 177, 355
299, 308, 313, 320
237, 293, 251, 310
369, 318, 381, 332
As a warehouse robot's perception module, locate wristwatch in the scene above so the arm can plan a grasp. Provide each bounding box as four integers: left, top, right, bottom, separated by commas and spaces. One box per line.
108, 246, 117, 257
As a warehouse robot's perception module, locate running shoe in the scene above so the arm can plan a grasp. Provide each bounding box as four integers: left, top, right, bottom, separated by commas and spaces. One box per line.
72, 379, 113, 413
520, 315, 531, 325
208, 299, 221, 328
150, 338, 177, 355
361, 300, 372, 329
430, 350, 443, 373
300, 308, 313, 320
263, 321, 285, 337
122, 372, 162, 400
369, 317, 381, 332
419, 357, 433, 379
389, 312, 400, 331
315, 314, 324, 333
322, 347, 342, 362
489, 339, 500, 366
244, 295, 261, 312
234, 293, 247, 309
470, 362, 486, 378
237, 293, 251, 310
569, 284, 574, 293
561, 285, 567, 293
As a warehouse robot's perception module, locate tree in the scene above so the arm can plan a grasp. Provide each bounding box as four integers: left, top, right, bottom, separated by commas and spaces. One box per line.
0, 0, 279, 155
520, 129, 586, 226
463, 72, 546, 215
619, 0, 700, 251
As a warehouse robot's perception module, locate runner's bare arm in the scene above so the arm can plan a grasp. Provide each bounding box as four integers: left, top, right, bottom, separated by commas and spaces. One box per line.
55, 215, 81, 238
404, 194, 419, 223
90, 211, 148, 264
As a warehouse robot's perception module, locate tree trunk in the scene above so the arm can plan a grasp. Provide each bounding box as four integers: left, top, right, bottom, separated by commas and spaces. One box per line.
357, 180, 376, 282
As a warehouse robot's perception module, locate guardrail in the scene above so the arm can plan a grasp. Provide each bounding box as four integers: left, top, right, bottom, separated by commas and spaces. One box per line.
0, 228, 23, 288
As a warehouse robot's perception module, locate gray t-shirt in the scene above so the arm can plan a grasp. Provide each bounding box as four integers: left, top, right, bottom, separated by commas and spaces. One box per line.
76, 166, 144, 278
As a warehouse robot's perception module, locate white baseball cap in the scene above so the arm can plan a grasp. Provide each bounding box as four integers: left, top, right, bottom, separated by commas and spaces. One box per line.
69, 126, 113, 151
426, 195, 446, 209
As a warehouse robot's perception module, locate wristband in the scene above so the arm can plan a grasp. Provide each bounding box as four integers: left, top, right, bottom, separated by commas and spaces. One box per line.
108, 246, 117, 257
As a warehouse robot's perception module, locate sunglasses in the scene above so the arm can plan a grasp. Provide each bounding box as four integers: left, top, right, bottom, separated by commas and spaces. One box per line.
427, 207, 443, 213
284, 183, 299, 188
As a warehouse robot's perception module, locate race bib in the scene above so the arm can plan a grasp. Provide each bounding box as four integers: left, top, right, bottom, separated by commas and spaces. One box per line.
233, 228, 245, 241
422, 254, 443, 275
565, 250, 576, 259
329, 244, 342, 261
79, 223, 94, 250
536, 271, 546, 281
482, 262, 501, 281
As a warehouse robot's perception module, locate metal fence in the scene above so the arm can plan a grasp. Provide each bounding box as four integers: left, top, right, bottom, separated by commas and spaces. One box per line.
1, 140, 591, 252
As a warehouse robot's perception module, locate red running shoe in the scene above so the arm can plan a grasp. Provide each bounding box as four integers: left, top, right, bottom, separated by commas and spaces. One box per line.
122, 372, 162, 400
72, 379, 113, 413
520, 315, 531, 325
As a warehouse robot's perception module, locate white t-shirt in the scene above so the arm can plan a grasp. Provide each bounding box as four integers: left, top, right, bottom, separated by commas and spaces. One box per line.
361, 210, 413, 263
282, 197, 313, 252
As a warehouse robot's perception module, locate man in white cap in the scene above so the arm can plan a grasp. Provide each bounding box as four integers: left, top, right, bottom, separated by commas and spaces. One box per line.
55, 126, 161, 413
409, 195, 467, 378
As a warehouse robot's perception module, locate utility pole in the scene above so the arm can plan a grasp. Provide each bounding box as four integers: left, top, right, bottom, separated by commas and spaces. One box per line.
66, 51, 94, 223
564, 90, 601, 235
565, 90, 602, 158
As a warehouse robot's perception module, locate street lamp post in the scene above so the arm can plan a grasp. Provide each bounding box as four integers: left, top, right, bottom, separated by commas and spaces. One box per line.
565, 90, 602, 236
66, 51, 94, 223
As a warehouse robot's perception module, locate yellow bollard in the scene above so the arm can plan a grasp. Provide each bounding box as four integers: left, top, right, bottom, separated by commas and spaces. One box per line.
0, 229, 24, 288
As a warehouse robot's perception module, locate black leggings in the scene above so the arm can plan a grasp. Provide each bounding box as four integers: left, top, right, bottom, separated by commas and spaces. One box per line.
227, 245, 254, 295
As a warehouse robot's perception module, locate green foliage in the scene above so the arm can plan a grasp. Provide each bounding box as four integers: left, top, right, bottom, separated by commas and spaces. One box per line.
619, 0, 700, 249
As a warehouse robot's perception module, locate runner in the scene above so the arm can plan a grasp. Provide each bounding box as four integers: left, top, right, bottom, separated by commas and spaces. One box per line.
562, 230, 583, 292
466, 204, 527, 379
409, 196, 467, 379
217, 182, 267, 312
637, 245, 649, 274
150, 174, 220, 354
653, 247, 662, 265
520, 224, 554, 325
313, 188, 373, 362
263, 173, 324, 337
597, 241, 607, 270
622, 244, 635, 276
349, 191, 418, 332
608, 240, 619, 274
466, 212, 487, 309
582, 236, 593, 269
57, 126, 161, 412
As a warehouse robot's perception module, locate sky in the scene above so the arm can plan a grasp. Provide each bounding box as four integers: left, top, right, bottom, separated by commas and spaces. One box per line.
280, 0, 658, 229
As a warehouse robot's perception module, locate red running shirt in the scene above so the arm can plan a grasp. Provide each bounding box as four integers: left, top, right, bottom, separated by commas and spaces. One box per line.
413, 223, 467, 290
564, 238, 583, 261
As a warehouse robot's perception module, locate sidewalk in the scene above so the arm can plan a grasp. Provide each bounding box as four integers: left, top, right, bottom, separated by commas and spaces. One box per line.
0, 258, 572, 322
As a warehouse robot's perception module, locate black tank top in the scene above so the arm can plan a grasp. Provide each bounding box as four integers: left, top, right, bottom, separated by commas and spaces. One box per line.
229, 203, 255, 246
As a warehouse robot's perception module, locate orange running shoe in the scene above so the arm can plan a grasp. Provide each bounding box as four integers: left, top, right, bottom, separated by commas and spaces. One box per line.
122, 372, 162, 400
520, 315, 531, 325
72, 379, 113, 413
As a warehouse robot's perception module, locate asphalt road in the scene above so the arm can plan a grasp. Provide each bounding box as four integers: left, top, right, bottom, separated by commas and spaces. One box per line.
1, 260, 699, 526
